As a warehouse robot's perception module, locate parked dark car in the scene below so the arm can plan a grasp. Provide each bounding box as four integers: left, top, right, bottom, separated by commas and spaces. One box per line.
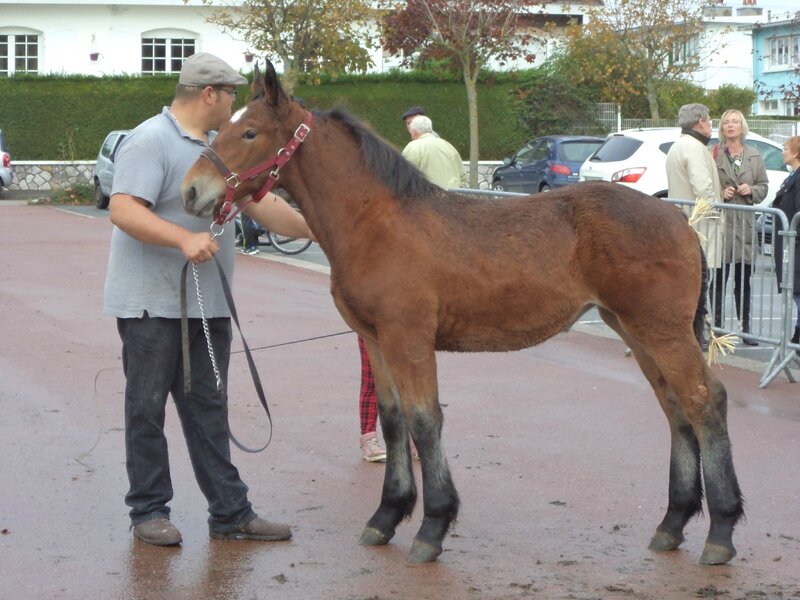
0, 129, 12, 194
491, 135, 604, 194
92, 130, 129, 209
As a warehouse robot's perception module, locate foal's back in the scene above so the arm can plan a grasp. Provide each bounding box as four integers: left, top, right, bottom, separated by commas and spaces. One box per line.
396, 181, 701, 352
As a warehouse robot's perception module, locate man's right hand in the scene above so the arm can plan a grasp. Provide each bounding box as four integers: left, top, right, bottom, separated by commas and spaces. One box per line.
110, 194, 219, 260
181, 232, 219, 264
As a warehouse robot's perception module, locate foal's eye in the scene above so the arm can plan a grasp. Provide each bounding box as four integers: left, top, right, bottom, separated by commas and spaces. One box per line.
243, 130, 257, 140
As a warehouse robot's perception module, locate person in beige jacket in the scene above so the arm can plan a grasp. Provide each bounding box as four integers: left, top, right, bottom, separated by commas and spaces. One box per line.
666, 103, 724, 276
402, 115, 467, 189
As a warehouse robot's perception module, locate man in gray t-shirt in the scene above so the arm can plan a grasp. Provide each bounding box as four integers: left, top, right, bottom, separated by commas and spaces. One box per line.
104, 52, 312, 547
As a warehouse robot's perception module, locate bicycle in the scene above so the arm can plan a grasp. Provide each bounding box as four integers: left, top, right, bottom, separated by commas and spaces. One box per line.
265, 230, 313, 255
235, 213, 312, 256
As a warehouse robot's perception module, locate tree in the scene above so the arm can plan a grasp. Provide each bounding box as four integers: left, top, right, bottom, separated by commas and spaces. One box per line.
556, 0, 715, 120
193, 0, 374, 94
510, 69, 602, 141
706, 84, 757, 117
380, 0, 543, 187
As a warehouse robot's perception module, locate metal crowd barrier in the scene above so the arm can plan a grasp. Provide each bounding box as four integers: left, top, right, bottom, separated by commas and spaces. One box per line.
663, 198, 798, 387
451, 187, 800, 388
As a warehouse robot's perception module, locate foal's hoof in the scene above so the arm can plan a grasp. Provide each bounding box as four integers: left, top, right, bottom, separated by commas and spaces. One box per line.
699, 542, 736, 565
648, 530, 684, 552
408, 538, 442, 563
359, 526, 391, 546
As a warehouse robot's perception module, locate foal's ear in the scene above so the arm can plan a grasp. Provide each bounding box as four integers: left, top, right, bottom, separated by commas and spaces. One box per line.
262, 59, 288, 107
252, 62, 265, 98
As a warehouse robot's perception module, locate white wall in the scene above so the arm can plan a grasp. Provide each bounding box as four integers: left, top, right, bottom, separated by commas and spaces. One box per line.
1, 2, 253, 76
692, 18, 761, 90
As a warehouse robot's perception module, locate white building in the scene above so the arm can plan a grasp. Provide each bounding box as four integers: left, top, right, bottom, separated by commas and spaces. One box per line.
0, 0, 598, 78
1, 0, 254, 77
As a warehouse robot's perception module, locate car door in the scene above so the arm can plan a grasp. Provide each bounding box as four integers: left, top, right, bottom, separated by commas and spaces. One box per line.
495, 140, 538, 193
522, 139, 553, 193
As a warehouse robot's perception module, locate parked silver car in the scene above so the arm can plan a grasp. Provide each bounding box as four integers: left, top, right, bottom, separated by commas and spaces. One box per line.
92, 130, 129, 209
0, 129, 12, 194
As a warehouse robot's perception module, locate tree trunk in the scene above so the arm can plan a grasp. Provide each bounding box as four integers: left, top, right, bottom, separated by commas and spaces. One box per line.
646, 79, 660, 120
463, 67, 480, 189
280, 56, 298, 96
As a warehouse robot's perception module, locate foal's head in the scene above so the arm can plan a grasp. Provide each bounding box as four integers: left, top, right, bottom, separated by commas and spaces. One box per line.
180, 60, 306, 219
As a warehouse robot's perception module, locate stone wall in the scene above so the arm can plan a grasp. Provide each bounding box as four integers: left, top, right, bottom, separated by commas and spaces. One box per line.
9, 161, 95, 191
6, 160, 502, 191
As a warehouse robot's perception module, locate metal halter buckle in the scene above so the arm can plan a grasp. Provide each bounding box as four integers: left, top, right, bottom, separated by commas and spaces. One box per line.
225, 173, 241, 188
294, 123, 311, 142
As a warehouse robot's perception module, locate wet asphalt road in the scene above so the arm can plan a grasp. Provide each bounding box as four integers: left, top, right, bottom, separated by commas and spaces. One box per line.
1, 203, 799, 599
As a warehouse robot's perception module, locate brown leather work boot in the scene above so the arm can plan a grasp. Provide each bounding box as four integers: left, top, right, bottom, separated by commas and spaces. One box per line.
209, 516, 292, 541
132, 518, 182, 546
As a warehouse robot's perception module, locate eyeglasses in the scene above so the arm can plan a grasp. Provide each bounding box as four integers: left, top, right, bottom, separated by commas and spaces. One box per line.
213, 86, 237, 98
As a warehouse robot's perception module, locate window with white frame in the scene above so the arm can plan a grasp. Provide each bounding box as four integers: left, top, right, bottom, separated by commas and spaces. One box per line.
768, 35, 799, 69
141, 31, 196, 75
0, 32, 39, 76
671, 35, 699, 66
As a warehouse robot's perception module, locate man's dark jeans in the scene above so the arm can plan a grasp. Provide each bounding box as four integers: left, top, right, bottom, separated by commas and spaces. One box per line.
117, 314, 256, 531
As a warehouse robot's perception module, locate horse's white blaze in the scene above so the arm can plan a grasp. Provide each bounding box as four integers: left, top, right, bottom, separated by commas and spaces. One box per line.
230, 107, 247, 123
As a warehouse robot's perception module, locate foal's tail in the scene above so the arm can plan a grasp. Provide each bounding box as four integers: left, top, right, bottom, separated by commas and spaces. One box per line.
693, 243, 709, 346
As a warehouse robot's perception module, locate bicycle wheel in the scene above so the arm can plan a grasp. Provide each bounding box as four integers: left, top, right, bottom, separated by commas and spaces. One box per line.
266, 230, 313, 255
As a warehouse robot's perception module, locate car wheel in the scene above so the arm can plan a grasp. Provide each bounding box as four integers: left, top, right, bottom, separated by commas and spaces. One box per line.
540, 184, 551, 192
492, 183, 504, 191
94, 180, 110, 209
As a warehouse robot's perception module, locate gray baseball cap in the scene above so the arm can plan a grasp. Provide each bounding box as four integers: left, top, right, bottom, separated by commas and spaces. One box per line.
178, 52, 247, 86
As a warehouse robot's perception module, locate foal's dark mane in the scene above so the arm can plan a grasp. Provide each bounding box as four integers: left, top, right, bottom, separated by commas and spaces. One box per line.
312, 107, 443, 201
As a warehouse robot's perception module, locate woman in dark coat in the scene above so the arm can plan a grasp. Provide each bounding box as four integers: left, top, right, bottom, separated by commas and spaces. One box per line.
772, 135, 800, 343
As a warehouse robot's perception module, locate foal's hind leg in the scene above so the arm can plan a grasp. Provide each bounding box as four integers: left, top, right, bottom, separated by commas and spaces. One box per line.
361, 333, 460, 563
652, 346, 742, 564
606, 309, 744, 563
358, 338, 417, 547
598, 309, 703, 553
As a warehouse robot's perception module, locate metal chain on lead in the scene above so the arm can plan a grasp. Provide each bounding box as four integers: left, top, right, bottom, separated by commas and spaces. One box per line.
192, 261, 223, 392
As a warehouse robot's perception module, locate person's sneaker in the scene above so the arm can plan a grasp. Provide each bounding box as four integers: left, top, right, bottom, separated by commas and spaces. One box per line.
132, 518, 182, 546
239, 247, 260, 256
360, 432, 387, 462
209, 516, 292, 541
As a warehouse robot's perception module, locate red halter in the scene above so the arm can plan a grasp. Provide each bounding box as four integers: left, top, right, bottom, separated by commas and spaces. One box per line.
201, 111, 313, 225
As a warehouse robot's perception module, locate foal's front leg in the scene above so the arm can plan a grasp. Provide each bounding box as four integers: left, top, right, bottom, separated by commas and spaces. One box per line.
406, 396, 460, 563
358, 339, 417, 547
358, 336, 460, 563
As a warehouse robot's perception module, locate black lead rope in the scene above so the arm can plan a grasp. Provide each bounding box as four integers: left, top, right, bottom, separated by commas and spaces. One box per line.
180, 258, 272, 453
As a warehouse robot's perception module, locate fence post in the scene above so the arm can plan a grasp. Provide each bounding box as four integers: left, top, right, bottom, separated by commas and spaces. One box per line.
617, 104, 622, 133
759, 211, 798, 387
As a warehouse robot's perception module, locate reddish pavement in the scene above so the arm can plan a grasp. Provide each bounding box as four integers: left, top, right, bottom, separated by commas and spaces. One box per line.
1, 204, 798, 600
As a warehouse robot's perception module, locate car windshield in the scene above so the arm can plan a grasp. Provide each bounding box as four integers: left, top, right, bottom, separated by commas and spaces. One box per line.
558, 141, 603, 162
588, 136, 643, 162
746, 140, 787, 171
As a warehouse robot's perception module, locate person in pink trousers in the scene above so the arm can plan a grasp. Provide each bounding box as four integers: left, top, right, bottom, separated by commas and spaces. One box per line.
357, 337, 418, 462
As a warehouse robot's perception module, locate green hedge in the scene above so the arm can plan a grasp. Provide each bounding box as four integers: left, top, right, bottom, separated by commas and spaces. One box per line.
0, 73, 530, 161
